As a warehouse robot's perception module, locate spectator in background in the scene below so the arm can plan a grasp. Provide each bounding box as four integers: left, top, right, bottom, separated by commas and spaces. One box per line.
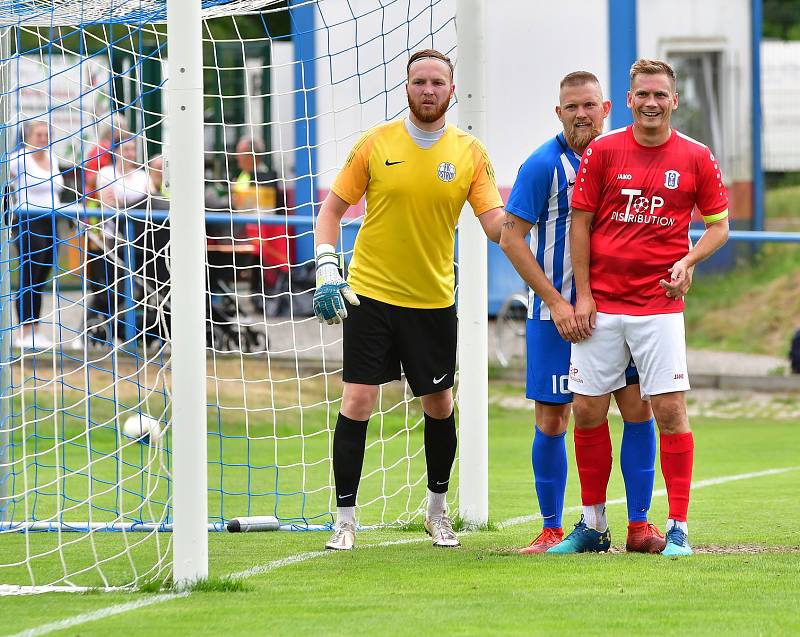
231, 135, 285, 214
83, 114, 129, 205
97, 135, 149, 210
10, 120, 64, 349
230, 135, 289, 298
147, 154, 165, 196
141, 153, 170, 211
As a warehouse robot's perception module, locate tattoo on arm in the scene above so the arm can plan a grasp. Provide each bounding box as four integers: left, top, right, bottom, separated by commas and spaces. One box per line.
501, 213, 516, 231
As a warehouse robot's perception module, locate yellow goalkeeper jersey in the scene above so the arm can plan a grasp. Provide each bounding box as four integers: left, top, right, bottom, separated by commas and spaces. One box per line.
331, 120, 503, 309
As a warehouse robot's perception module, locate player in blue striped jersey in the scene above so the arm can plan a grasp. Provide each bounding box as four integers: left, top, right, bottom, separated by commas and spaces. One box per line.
500, 71, 673, 554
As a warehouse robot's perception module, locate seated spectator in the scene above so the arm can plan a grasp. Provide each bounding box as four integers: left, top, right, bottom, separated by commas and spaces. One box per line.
96, 135, 149, 210
10, 120, 64, 348
136, 153, 170, 211
148, 154, 165, 195
83, 113, 129, 206
229, 135, 291, 303
230, 136, 285, 214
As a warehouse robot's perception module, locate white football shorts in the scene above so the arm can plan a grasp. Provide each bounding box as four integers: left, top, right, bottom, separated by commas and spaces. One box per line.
568, 312, 690, 399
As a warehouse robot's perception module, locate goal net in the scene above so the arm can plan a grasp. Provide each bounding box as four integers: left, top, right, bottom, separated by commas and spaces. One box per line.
0, 0, 472, 592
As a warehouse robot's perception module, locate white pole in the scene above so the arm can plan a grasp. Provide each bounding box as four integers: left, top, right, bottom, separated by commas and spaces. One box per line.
166, 0, 208, 585
456, 0, 489, 528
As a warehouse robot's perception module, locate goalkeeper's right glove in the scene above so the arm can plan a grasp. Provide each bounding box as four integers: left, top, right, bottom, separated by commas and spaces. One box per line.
313, 244, 360, 325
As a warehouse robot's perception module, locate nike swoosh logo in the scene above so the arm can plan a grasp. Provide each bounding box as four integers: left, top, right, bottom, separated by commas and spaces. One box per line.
436, 480, 449, 485
338, 494, 353, 500
568, 180, 575, 187
433, 375, 447, 384
385, 159, 404, 166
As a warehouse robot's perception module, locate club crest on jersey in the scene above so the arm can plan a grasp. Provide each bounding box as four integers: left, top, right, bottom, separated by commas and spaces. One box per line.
437, 162, 456, 182
664, 170, 680, 190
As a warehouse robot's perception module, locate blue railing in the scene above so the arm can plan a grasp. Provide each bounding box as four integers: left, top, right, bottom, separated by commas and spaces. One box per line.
9, 207, 800, 333
7, 206, 357, 343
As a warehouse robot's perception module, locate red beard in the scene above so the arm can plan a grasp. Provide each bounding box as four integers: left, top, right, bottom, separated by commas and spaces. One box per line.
407, 93, 450, 123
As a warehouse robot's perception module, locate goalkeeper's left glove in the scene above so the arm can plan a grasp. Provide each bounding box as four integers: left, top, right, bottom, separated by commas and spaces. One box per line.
313, 244, 359, 325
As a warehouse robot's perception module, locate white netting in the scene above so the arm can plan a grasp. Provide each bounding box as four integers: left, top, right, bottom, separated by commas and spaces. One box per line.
0, 0, 286, 27
0, 0, 459, 591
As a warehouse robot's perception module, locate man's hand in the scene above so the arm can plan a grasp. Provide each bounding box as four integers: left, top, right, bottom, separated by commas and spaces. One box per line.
313, 246, 359, 325
574, 294, 596, 340
550, 297, 581, 344
660, 258, 692, 299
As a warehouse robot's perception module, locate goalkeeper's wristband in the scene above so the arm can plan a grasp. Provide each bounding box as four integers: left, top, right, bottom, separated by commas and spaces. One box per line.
315, 243, 342, 269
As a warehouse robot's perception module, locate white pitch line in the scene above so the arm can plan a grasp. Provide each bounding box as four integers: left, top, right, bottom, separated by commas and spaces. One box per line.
230, 549, 334, 579
4, 465, 797, 637
3, 593, 188, 637
0, 585, 127, 596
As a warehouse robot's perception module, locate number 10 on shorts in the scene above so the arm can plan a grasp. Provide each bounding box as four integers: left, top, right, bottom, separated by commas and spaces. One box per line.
551, 374, 569, 395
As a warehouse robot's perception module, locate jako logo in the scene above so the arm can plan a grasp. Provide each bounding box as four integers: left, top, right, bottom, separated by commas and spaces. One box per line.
617, 173, 632, 180
674, 373, 684, 380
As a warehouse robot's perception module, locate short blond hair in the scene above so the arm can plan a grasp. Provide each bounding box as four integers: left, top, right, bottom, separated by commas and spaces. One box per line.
560, 70, 601, 91
629, 58, 676, 89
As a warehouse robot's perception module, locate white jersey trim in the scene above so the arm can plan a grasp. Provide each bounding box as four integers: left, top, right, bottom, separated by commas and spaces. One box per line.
675, 130, 709, 149
594, 126, 627, 142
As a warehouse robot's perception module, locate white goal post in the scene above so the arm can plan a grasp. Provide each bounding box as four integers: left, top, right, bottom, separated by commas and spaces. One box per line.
455, 0, 489, 528
166, 0, 208, 586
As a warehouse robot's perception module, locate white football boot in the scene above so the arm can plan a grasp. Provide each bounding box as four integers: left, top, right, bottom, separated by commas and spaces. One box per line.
424, 513, 460, 547
325, 520, 356, 550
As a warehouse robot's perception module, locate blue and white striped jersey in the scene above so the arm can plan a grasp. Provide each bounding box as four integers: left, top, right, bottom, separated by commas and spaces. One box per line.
505, 132, 580, 320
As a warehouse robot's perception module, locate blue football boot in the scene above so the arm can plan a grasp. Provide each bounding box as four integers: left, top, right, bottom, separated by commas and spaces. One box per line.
661, 525, 693, 556
546, 516, 611, 553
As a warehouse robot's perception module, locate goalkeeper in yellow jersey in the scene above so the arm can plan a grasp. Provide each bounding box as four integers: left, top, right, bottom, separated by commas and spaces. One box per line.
314, 49, 504, 550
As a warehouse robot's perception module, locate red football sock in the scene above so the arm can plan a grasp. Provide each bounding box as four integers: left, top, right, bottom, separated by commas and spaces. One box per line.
660, 431, 694, 522
574, 420, 612, 506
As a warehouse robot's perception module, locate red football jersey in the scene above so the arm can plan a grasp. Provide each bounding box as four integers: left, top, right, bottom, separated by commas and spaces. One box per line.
571, 126, 728, 315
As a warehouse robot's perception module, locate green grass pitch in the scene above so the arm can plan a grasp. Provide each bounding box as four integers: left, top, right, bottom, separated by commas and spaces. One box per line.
1, 384, 798, 636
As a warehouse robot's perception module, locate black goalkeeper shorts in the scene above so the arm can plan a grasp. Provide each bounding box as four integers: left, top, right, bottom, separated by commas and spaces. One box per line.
342, 295, 457, 397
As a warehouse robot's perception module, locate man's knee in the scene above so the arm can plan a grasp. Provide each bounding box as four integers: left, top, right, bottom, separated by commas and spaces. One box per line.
535, 402, 571, 436
572, 394, 611, 429
421, 389, 453, 420
341, 383, 379, 421
651, 392, 689, 434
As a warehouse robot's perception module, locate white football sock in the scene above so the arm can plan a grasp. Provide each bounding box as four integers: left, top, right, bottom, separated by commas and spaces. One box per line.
582, 504, 607, 531
427, 489, 447, 518
337, 506, 356, 525
667, 519, 688, 534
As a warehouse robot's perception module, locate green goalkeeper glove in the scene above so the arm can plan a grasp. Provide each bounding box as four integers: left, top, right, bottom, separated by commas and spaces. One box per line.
313, 244, 359, 325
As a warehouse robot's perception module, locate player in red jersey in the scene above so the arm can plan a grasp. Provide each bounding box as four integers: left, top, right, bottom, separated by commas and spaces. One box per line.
548, 59, 729, 556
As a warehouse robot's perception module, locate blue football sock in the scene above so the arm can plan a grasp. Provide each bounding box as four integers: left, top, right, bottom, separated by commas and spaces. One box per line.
621, 417, 656, 522
532, 425, 567, 529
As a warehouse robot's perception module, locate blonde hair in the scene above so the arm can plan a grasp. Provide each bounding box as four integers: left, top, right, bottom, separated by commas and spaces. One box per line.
629, 58, 676, 89
560, 70, 601, 91
22, 120, 49, 143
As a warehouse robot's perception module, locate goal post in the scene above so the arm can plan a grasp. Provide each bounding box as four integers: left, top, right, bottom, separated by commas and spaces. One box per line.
166, 0, 208, 586
455, 0, 489, 528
